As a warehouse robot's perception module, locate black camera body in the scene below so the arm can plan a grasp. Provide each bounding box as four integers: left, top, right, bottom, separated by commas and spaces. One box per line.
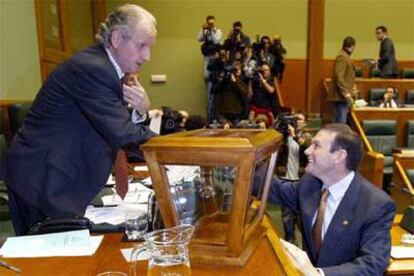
274, 113, 298, 137
160, 106, 183, 135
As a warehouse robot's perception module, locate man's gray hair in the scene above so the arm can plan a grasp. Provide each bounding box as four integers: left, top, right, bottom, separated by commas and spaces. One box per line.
96, 4, 156, 47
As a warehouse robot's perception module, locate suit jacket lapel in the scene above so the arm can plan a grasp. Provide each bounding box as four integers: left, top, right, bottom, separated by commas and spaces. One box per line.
317, 174, 361, 263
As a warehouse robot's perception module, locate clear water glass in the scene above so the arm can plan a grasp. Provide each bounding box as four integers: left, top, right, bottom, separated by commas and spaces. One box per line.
125, 213, 147, 240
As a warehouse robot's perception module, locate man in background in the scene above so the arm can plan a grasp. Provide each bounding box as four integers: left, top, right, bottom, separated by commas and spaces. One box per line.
376, 26, 398, 78
328, 37, 357, 124
5, 4, 157, 235
197, 15, 222, 121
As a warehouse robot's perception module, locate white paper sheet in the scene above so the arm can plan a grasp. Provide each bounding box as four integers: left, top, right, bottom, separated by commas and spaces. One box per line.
149, 114, 162, 134
0, 230, 103, 258
85, 204, 147, 225
121, 247, 149, 262
391, 246, 414, 259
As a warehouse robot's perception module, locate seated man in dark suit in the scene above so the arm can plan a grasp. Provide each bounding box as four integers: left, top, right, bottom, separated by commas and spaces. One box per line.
266, 124, 395, 275
5, 4, 158, 235
379, 87, 399, 108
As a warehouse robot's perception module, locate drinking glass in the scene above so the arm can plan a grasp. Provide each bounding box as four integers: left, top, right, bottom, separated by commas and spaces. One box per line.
125, 213, 147, 241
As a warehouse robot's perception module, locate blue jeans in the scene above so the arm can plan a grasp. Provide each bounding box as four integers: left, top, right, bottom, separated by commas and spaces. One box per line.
333, 102, 349, 123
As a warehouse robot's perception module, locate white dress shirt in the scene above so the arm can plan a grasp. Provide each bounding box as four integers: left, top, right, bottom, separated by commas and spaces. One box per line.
312, 171, 355, 241
105, 47, 146, 124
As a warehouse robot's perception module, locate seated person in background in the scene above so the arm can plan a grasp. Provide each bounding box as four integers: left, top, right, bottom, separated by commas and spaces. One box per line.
379, 87, 398, 108
259, 123, 395, 276
255, 114, 269, 129
248, 63, 277, 125
184, 115, 208, 131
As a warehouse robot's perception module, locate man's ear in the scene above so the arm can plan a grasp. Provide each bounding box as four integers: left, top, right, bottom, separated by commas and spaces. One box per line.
335, 149, 348, 165
110, 30, 122, 49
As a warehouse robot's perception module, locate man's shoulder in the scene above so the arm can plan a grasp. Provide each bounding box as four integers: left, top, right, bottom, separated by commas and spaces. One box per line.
354, 173, 394, 207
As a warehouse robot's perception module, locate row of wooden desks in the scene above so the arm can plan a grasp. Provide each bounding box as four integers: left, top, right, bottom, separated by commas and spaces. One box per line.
0, 216, 296, 276
1, 214, 412, 275
387, 214, 414, 275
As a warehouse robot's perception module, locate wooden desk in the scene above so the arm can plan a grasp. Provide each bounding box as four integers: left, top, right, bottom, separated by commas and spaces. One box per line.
387, 214, 414, 275
0, 216, 298, 276
352, 107, 414, 147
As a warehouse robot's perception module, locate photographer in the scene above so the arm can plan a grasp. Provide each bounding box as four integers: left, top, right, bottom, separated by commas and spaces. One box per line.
275, 113, 312, 244
197, 15, 222, 58
223, 21, 251, 63
247, 63, 277, 125
211, 64, 248, 124
270, 34, 287, 81
197, 15, 222, 121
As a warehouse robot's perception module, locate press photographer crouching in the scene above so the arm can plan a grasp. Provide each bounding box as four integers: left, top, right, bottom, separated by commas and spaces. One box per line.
211, 63, 248, 125
274, 112, 312, 244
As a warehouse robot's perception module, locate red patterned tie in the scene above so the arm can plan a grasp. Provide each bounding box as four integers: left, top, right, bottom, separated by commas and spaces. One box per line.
115, 149, 129, 199
312, 189, 329, 257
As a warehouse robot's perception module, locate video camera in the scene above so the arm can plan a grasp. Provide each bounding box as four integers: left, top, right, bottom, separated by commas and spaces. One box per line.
274, 113, 298, 137
160, 106, 183, 135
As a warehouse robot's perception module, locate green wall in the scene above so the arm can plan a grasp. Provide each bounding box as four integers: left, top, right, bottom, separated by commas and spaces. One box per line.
2, 0, 413, 116
0, 0, 41, 100
325, 0, 414, 60
108, 0, 308, 116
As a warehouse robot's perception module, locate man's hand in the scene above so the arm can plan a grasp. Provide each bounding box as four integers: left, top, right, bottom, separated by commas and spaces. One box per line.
287, 124, 296, 137
280, 239, 321, 276
230, 73, 236, 82
123, 76, 150, 115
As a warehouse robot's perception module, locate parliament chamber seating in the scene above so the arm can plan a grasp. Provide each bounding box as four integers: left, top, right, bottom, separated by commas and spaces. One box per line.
407, 120, 414, 148
401, 68, 414, 79
406, 89, 414, 104
362, 120, 397, 176
370, 68, 381, 78
354, 66, 363, 78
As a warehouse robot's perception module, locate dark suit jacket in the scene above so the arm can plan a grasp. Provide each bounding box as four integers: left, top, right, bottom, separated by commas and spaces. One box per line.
268, 173, 396, 276
5, 43, 155, 217
378, 37, 398, 78
328, 50, 355, 102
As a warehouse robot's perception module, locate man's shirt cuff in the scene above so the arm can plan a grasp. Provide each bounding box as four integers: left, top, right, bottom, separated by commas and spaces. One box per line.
131, 110, 147, 124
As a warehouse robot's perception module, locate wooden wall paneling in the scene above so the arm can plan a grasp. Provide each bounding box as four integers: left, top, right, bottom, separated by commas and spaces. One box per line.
305, 0, 325, 117
279, 59, 307, 112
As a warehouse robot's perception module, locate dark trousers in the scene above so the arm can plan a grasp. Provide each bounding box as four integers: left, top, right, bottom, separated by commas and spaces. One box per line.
7, 188, 46, 236
281, 206, 297, 243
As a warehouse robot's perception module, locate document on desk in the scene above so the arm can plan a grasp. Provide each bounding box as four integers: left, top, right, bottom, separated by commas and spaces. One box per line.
391, 246, 414, 259
0, 229, 103, 258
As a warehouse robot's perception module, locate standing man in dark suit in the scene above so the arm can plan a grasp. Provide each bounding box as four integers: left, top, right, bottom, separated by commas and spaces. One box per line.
376, 26, 399, 78
5, 4, 157, 235
328, 37, 357, 124
266, 124, 395, 275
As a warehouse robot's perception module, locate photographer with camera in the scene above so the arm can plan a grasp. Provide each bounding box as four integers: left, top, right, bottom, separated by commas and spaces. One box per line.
247, 63, 278, 126
223, 21, 251, 64
275, 112, 312, 245
211, 64, 248, 124
270, 34, 287, 81
197, 15, 222, 59
197, 15, 222, 121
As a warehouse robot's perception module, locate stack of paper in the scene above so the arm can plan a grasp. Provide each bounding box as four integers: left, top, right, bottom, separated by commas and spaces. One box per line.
391, 246, 414, 259
0, 229, 103, 258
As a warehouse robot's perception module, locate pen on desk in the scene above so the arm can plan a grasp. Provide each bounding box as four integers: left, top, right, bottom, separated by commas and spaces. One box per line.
0, 260, 21, 274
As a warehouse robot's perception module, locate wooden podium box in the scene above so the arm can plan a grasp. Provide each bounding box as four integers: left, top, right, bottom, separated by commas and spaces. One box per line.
141, 129, 282, 266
